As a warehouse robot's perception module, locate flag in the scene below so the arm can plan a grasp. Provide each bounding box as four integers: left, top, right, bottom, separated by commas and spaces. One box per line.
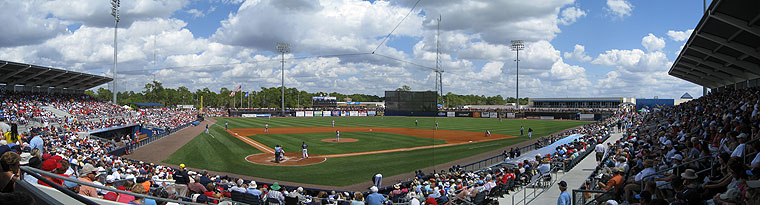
230, 91, 235, 97
235, 85, 242, 92
244, 92, 249, 98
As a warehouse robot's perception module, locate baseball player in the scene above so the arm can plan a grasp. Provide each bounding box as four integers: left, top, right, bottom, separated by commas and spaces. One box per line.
265, 123, 269, 133
335, 130, 340, 142
485, 130, 491, 137
225, 122, 228, 130
435, 122, 438, 130
415, 119, 418, 126
205, 124, 209, 134
332, 120, 335, 128
528, 128, 533, 139
302, 141, 308, 159
520, 126, 524, 136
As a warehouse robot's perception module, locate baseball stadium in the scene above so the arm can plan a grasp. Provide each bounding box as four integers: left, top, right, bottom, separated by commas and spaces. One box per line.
1, 0, 759, 205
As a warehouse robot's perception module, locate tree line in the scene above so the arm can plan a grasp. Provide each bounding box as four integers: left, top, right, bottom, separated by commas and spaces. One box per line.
85, 82, 528, 108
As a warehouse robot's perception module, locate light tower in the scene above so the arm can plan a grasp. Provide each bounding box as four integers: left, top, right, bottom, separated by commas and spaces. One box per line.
511, 40, 524, 109
435, 15, 444, 106
111, 0, 120, 104
276, 43, 290, 116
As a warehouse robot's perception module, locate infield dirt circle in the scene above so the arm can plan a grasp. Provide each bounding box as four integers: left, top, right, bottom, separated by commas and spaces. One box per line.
227, 127, 515, 166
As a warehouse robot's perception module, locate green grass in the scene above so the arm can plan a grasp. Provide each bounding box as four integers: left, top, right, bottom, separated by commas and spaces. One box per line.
164, 116, 590, 186
251, 132, 446, 155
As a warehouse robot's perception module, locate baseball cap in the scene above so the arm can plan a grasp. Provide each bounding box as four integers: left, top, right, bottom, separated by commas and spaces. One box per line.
558, 181, 567, 187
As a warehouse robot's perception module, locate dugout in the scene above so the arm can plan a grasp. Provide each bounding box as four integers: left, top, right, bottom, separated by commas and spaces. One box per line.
87, 124, 142, 141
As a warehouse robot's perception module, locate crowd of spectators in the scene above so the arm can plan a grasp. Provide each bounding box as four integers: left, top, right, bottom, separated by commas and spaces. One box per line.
580, 88, 760, 205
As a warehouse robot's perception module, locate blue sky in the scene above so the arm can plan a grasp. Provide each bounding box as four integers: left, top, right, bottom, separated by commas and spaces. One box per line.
0, 0, 711, 99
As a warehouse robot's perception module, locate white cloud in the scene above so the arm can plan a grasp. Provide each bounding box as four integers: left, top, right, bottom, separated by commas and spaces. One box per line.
605, 0, 633, 19
40, 0, 189, 27
563, 44, 592, 62
666, 29, 694, 41
186, 9, 205, 18
641, 33, 665, 52
559, 7, 587, 25
0, 1, 69, 47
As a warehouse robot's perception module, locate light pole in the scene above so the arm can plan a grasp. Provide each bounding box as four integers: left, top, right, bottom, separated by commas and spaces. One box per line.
511, 40, 524, 110
276, 43, 290, 116
111, 0, 120, 105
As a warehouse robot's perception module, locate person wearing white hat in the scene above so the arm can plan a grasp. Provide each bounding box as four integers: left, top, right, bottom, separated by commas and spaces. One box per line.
365, 186, 386, 205
246, 181, 262, 196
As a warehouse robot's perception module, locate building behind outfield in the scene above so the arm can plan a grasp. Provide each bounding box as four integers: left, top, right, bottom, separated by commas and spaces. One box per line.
528, 97, 635, 108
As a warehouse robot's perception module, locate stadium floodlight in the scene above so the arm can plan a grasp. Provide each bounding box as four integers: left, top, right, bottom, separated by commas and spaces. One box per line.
111, 0, 120, 105
511, 40, 524, 110
276, 43, 290, 116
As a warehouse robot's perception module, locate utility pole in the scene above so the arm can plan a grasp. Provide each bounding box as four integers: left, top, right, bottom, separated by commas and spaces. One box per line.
435, 15, 444, 106
277, 43, 290, 116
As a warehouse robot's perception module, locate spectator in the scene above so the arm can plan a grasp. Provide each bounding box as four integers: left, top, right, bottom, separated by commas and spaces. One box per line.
76, 164, 99, 198
365, 186, 386, 205
264, 182, 284, 204
0, 152, 21, 193
557, 181, 570, 205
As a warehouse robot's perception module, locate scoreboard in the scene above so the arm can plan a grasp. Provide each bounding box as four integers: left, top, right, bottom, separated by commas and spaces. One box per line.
312, 96, 337, 107
384, 91, 437, 112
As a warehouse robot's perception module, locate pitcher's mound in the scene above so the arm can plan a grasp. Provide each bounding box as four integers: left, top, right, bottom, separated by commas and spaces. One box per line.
320, 138, 359, 143
246, 153, 326, 166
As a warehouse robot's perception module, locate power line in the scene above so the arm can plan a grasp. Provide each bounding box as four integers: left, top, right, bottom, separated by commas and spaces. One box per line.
371, 0, 423, 54
372, 53, 436, 71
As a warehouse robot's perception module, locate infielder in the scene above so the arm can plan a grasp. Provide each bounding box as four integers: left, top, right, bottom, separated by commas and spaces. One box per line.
520, 126, 524, 136
435, 122, 438, 130
415, 119, 418, 126
225, 122, 228, 130
332, 120, 335, 128
335, 130, 340, 142
205, 124, 209, 134
528, 128, 533, 139
265, 123, 269, 133
485, 129, 491, 137
302, 141, 308, 159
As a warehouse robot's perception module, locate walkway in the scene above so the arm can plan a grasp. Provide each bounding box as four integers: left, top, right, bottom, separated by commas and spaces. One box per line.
498, 132, 623, 205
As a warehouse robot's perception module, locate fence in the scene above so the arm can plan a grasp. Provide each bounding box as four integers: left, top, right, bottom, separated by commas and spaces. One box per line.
511, 166, 563, 205
460, 135, 560, 172
571, 189, 612, 205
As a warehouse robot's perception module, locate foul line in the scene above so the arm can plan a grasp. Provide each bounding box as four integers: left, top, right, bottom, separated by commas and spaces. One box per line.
225, 130, 275, 153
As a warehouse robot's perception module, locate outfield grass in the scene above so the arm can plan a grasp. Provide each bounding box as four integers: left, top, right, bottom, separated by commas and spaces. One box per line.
164, 116, 590, 186
251, 132, 447, 155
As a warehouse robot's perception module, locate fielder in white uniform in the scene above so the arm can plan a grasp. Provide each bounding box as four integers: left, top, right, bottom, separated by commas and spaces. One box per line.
302, 142, 308, 159
336, 130, 340, 142
265, 123, 269, 132
332, 120, 335, 127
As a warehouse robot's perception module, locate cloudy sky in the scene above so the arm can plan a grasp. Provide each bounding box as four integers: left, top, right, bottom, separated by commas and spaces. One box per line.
0, 0, 708, 99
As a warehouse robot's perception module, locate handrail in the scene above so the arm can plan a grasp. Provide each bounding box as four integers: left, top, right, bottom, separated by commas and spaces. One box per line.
20, 166, 207, 205
571, 189, 612, 205
22, 167, 99, 205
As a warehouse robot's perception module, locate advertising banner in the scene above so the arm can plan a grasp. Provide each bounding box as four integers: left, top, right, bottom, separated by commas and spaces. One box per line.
635, 99, 675, 110
314, 111, 323, 117
323, 111, 331, 117
341, 111, 349, 116
242, 114, 271, 118
490, 112, 498, 118
296, 111, 305, 117
368, 111, 377, 116
359, 111, 368, 116
456, 112, 473, 117
481, 112, 491, 118
332, 111, 341, 116
350, 111, 359, 116
473, 112, 481, 118
437, 112, 446, 117
305, 111, 314, 117
377, 111, 384, 116
506, 113, 516, 118
447, 112, 455, 117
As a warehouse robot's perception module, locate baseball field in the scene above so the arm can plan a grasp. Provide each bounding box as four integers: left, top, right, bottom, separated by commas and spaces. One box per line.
162, 116, 590, 187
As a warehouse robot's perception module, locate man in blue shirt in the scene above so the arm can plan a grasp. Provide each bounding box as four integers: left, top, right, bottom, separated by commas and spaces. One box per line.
246, 181, 262, 196
29, 131, 44, 153
365, 186, 386, 205
557, 181, 571, 205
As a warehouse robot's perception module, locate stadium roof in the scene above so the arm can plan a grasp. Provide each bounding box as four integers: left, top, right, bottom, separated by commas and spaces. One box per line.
0, 60, 112, 90
669, 0, 760, 89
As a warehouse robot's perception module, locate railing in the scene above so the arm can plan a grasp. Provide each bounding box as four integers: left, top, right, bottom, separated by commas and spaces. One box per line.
571, 189, 612, 205
19, 166, 208, 205
563, 133, 610, 172
460, 135, 561, 172
511, 167, 562, 205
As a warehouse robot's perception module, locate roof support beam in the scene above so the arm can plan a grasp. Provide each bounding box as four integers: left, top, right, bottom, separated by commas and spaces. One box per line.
680, 55, 759, 79
675, 62, 738, 81
750, 13, 760, 26
60, 75, 95, 88
0, 65, 30, 82
688, 46, 760, 75
671, 72, 719, 88
29, 71, 68, 87
9, 69, 50, 85
697, 32, 760, 60
49, 74, 83, 87
710, 12, 760, 38
671, 69, 721, 87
